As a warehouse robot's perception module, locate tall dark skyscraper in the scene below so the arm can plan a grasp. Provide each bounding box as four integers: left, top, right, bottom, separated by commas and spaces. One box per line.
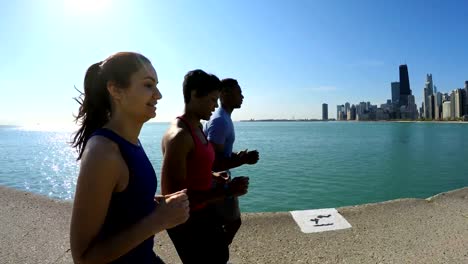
399, 64, 412, 107
322, 103, 328, 120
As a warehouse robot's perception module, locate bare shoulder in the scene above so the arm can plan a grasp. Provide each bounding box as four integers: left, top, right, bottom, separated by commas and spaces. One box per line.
79, 136, 126, 185
163, 120, 193, 148
82, 136, 121, 163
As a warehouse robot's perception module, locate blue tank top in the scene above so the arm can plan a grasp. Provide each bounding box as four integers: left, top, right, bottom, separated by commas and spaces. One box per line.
89, 128, 159, 263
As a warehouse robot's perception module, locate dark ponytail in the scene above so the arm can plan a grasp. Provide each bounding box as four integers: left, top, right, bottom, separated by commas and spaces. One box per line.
71, 52, 151, 160
72, 61, 111, 160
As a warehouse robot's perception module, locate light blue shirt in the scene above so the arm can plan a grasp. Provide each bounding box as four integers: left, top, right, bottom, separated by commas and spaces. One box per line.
204, 107, 235, 157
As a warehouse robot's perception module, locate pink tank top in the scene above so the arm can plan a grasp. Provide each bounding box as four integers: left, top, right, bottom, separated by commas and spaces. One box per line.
177, 116, 215, 210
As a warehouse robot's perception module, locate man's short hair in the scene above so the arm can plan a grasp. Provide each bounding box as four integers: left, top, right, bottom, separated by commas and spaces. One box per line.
183, 69, 221, 103
220, 78, 239, 93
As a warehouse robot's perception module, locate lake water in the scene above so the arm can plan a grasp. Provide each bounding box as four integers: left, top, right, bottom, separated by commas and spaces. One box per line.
0, 121, 467, 212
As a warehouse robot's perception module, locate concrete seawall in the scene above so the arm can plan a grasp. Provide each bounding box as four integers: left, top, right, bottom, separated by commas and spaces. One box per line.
1, 186, 467, 263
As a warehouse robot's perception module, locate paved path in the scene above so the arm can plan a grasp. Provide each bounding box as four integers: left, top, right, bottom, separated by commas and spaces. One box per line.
1, 186, 467, 263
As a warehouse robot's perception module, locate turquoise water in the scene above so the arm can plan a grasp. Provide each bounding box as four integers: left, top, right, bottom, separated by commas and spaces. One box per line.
0, 122, 467, 212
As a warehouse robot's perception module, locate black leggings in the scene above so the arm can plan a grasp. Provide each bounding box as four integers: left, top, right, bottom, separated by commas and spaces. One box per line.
167, 206, 229, 264
223, 217, 241, 246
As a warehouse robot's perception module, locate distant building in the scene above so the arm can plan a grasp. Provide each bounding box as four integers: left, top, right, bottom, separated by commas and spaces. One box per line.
391, 82, 400, 105
359, 113, 371, 121
442, 93, 451, 102
464, 81, 468, 116
426, 74, 434, 93
399, 95, 417, 120
322, 103, 328, 120
399, 65, 412, 107
376, 108, 389, 120
450, 91, 456, 119
423, 87, 429, 118
408, 95, 417, 112
338, 111, 344, 121
454, 89, 464, 118
428, 94, 435, 119
336, 105, 342, 120
423, 74, 434, 119
443, 101, 452, 120
462, 89, 467, 116
381, 101, 392, 113
357, 102, 367, 116
434, 92, 442, 120
408, 95, 418, 119
347, 105, 356, 120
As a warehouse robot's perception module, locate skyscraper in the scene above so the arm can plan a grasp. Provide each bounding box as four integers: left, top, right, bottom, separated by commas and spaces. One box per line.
399, 65, 412, 107
450, 90, 456, 119
347, 105, 356, 120
464, 81, 468, 116
454, 89, 463, 118
423, 74, 434, 119
425, 74, 434, 94
434, 92, 442, 120
407, 95, 417, 120
428, 94, 435, 119
443, 101, 451, 120
337, 105, 345, 120
461, 89, 467, 116
322, 103, 328, 120
423, 88, 428, 117
358, 102, 367, 116
391, 82, 400, 105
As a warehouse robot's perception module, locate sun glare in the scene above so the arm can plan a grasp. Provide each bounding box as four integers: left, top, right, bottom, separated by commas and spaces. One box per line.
64, 0, 111, 14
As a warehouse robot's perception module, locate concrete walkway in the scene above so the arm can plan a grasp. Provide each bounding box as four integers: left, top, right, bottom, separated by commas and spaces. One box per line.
0, 186, 467, 263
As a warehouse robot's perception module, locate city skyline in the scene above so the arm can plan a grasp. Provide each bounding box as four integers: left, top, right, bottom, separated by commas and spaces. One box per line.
334, 64, 468, 121
1, 1, 468, 126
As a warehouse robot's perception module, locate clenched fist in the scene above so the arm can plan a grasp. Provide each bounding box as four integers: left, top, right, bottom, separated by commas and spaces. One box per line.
154, 189, 190, 230
228, 177, 249, 197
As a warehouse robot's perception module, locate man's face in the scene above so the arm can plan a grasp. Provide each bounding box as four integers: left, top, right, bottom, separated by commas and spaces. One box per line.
223, 85, 244, 109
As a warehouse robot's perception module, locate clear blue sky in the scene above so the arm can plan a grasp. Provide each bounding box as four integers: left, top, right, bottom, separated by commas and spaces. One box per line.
1, 0, 467, 125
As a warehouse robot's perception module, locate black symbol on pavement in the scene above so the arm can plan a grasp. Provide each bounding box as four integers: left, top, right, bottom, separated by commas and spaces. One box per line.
314, 223, 334, 227
310, 214, 333, 226
317, 214, 331, 218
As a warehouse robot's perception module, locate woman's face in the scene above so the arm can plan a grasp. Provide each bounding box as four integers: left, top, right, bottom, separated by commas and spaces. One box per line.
113, 62, 162, 123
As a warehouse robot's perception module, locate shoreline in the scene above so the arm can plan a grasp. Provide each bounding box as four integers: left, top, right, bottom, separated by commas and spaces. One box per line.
1, 186, 467, 263
239, 119, 468, 124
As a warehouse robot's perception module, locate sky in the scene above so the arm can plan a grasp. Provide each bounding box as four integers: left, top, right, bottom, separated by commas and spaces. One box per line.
1, 0, 467, 126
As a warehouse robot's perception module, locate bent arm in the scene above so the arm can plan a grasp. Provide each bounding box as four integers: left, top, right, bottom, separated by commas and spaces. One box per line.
211, 142, 245, 171
70, 140, 168, 264
205, 118, 245, 171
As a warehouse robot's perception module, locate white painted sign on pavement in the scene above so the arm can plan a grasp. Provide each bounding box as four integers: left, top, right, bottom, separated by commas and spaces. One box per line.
290, 208, 352, 233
